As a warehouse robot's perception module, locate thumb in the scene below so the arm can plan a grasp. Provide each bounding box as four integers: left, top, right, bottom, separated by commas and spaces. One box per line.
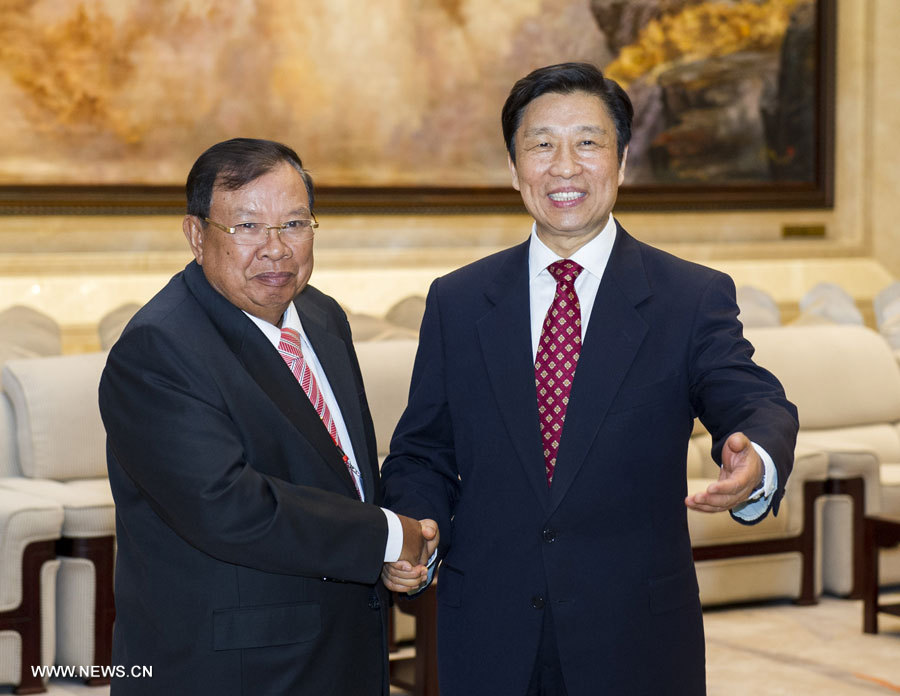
419, 519, 438, 540
724, 432, 751, 458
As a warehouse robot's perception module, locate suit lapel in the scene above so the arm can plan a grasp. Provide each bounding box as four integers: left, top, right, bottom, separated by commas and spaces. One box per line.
547, 225, 651, 514
295, 296, 375, 501
476, 241, 550, 509
183, 262, 358, 497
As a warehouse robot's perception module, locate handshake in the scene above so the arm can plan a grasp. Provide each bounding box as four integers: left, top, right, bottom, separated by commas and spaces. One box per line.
381, 515, 439, 593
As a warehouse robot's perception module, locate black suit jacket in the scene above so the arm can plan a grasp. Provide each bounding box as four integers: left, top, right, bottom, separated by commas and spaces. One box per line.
99, 261, 389, 695
382, 224, 798, 696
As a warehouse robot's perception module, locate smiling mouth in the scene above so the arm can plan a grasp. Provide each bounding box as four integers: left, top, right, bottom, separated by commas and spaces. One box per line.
548, 191, 585, 202
254, 272, 294, 286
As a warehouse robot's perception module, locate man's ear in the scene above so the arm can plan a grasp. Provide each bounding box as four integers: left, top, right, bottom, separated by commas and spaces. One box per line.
183, 215, 204, 264
508, 152, 521, 192
617, 145, 629, 186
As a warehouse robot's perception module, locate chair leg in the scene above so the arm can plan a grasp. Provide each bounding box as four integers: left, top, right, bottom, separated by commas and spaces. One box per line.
394, 585, 440, 696
0, 539, 56, 695
823, 477, 866, 598
795, 479, 827, 605
56, 536, 116, 686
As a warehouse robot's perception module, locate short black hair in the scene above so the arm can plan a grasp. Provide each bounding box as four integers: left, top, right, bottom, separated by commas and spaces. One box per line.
185, 138, 314, 219
501, 62, 633, 166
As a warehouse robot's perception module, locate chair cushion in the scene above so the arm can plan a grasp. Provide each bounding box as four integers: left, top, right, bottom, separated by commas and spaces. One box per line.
355, 339, 418, 456
0, 305, 62, 361
348, 313, 417, 342
0, 393, 17, 478
686, 439, 704, 479
745, 325, 900, 430
385, 295, 426, 331
0, 477, 114, 537
98, 302, 141, 351
797, 425, 900, 467
882, 464, 900, 513
2, 352, 108, 480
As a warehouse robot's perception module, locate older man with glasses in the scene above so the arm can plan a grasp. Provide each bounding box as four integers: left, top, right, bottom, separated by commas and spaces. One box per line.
99, 138, 436, 696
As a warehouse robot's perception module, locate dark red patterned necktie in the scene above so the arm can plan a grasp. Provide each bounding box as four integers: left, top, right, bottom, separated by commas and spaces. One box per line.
278, 327, 363, 499
534, 260, 583, 486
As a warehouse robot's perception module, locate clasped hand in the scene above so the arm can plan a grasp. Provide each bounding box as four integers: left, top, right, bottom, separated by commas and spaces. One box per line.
684, 432, 763, 513
381, 516, 439, 593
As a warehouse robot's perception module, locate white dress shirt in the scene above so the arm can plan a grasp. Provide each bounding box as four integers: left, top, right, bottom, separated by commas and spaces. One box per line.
526, 215, 776, 520
245, 303, 403, 561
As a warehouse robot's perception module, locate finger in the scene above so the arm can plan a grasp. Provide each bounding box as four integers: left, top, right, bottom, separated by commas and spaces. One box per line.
686, 501, 730, 513
385, 569, 426, 582
385, 563, 427, 579
687, 490, 745, 509
726, 431, 751, 454
382, 574, 427, 591
698, 492, 745, 509
419, 519, 438, 540
383, 576, 424, 592
704, 477, 750, 497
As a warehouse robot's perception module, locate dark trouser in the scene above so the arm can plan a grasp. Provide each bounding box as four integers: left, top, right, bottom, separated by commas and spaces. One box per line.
525, 605, 568, 696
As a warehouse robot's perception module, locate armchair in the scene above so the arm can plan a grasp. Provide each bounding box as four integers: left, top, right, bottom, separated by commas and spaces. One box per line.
0, 352, 115, 683
0, 389, 64, 694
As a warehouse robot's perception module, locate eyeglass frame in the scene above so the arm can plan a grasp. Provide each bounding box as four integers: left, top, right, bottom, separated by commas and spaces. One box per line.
201, 215, 319, 245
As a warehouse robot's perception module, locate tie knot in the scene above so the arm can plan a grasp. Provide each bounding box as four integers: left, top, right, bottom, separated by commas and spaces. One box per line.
279, 327, 302, 353
548, 259, 583, 285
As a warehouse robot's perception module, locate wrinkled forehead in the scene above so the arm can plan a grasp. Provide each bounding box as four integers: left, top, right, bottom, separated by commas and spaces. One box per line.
516, 90, 616, 141
210, 163, 310, 214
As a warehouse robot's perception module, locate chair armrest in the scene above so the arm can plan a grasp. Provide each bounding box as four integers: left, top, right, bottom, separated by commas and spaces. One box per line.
794, 434, 882, 515
0, 487, 63, 612
0, 477, 114, 538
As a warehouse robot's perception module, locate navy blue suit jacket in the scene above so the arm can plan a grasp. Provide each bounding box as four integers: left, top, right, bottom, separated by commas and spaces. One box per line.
382, 224, 798, 695
100, 261, 389, 695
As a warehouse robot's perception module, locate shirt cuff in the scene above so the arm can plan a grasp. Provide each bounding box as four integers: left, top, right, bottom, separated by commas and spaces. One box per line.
382, 508, 403, 562
405, 549, 439, 596
731, 441, 778, 522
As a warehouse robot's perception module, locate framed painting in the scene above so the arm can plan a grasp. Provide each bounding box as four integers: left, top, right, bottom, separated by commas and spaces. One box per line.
0, 0, 834, 214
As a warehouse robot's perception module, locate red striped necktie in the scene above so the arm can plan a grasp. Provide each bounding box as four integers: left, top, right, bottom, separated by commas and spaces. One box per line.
277, 327, 362, 499
534, 260, 584, 486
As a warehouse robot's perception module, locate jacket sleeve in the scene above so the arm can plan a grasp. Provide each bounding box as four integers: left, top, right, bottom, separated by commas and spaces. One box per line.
688, 271, 799, 516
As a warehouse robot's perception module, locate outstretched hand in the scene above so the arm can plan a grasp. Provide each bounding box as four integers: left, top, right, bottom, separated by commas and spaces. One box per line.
381, 518, 439, 592
685, 432, 763, 513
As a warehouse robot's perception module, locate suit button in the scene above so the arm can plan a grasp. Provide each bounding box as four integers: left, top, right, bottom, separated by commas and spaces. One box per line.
542, 528, 557, 543
368, 596, 381, 610
531, 596, 545, 610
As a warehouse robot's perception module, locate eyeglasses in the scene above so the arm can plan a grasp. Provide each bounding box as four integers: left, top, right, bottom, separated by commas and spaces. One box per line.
202, 216, 318, 246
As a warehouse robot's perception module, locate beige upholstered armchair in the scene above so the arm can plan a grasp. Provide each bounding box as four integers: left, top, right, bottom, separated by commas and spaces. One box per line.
0, 387, 64, 694
687, 433, 829, 606
0, 352, 115, 684
745, 324, 900, 597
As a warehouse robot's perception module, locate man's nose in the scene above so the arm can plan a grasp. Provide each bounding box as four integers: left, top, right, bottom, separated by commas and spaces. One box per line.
549, 144, 581, 178
257, 228, 292, 258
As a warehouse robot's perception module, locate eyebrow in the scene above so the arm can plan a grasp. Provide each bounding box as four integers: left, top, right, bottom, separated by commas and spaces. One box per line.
232, 207, 311, 218
522, 125, 609, 138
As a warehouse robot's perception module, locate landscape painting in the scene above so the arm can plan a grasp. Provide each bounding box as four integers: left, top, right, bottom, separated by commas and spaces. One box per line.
0, 0, 833, 211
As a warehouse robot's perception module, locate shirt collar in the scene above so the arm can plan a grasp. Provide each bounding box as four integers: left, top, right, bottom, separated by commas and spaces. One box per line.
527, 213, 617, 281
243, 302, 303, 349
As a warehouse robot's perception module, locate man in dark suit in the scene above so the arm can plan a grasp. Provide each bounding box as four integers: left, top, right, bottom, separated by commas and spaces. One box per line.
99, 138, 435, 695
380, 64, 798, 695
